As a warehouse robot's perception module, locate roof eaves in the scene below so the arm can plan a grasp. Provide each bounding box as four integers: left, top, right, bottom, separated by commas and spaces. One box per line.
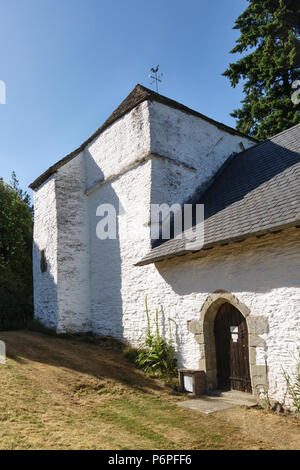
135, 220, 300, 266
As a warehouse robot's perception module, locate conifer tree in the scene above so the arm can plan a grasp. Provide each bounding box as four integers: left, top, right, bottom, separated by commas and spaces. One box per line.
223, 0, 300, 140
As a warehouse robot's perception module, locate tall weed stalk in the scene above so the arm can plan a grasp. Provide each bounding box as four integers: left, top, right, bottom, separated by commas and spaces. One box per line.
136, 296, 177, 379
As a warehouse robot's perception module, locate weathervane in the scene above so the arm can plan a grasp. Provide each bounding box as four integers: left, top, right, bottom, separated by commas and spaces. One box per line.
149, 65, 163, 93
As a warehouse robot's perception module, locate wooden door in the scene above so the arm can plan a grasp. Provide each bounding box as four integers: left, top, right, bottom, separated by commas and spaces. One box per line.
214, 303, 252, 393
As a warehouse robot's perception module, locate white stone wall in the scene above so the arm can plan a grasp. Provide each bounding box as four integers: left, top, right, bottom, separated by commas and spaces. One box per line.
149, 101, 253, 167
32, 176, 58, 329
32, 97, 299, 406
132, 228, 299, 407
33, 101, 152, 334
85, 101, 151, 194
55, 152, 90, 333
149, 101, 253, 208
82, 99, 254, 341
88, 160, 152, 337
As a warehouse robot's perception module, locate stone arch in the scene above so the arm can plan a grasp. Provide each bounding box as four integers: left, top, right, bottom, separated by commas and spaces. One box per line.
188, 291, 268, 396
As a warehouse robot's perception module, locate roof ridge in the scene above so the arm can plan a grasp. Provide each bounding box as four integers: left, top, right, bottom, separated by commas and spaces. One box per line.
29, 84, 255, 189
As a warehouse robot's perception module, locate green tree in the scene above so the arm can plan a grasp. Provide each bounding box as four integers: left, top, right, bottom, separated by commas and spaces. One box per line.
223, 0, 300, 140
0, 174, 33, 329
10, 171, 33, 212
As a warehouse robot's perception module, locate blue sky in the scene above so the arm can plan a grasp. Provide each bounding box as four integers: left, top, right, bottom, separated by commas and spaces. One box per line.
0, 0, 248, 192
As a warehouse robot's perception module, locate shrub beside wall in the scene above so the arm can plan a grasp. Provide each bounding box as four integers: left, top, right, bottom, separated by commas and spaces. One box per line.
0, 174, 33, 329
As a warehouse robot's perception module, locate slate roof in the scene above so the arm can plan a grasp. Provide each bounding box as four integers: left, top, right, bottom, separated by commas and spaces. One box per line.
29, 84, 255, 189
136, 123, 300, 266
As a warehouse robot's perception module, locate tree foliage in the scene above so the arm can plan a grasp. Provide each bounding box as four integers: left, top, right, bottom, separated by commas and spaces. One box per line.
223, 0, 300, 140
0, 173, 33, 329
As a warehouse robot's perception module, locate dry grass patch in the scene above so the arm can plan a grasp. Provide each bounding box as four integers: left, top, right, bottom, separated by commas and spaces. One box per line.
0, 331, 298, 450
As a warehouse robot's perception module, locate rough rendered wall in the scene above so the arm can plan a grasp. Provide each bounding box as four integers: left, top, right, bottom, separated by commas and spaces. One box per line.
55, 152, 90, 333
84, 101, 152, 336
130, 228, 299, 407
84, 99, 255, 340
85, 100, 151, 193
33, 97, 299, 407
149, 101, 254, 208
32, 176, 58, 329
33, 101, 152, 334
88, 161, 152, 337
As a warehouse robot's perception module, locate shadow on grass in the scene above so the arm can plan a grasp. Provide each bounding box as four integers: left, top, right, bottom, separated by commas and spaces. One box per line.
1, 330, 171, 395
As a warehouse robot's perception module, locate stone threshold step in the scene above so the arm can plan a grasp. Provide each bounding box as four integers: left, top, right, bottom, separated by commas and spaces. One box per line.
177, 390, 257, 414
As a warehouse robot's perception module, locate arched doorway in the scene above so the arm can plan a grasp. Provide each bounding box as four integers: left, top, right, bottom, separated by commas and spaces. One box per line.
214, 302, 251, 393
188, 292, 268, 396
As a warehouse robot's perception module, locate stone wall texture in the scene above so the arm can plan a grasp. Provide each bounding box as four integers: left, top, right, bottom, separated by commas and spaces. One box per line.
32, 176, 58, 330
32, 99, 299, 408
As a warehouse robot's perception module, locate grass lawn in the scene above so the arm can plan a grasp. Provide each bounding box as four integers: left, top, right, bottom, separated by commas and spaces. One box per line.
0, 331, 299, 450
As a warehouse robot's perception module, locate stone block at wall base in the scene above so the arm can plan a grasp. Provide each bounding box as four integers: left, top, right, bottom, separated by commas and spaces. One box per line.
178, 369, 207, 397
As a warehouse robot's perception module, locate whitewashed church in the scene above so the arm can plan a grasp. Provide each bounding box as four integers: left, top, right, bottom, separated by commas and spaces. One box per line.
30, 85, 300, 407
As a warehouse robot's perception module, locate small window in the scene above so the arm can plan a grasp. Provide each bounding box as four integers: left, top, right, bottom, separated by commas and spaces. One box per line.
40, 249, 47, 273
